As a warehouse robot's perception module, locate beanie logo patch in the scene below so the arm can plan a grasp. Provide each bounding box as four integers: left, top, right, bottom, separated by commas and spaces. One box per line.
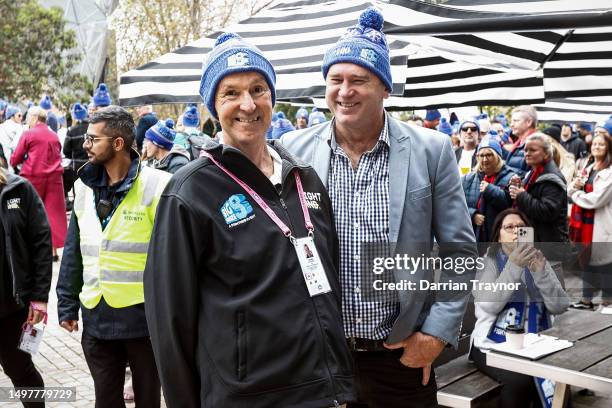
334, 47, 352, 57
359, 48, 378, 65
227, 52, 250, 67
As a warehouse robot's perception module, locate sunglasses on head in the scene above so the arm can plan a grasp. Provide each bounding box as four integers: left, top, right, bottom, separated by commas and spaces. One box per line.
461, 126, 478, 132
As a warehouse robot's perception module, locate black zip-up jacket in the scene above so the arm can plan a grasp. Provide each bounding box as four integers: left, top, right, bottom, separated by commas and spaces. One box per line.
561, 134, 588, 160
144, 140, 354, 408
63, 121, 89, 171
0, 174, 52, 311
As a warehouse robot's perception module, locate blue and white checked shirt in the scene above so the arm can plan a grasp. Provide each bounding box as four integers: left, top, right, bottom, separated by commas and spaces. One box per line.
328, 115, 399, 340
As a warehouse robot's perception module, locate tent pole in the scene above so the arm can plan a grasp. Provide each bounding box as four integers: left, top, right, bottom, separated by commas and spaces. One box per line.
538, 29, 574, 70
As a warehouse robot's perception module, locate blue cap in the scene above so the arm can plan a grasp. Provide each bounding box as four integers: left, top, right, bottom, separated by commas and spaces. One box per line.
322, 7, 392, 92
425, 109, 441, 121
5, 105, 21, 120
182, 104, 200, 127
93, 83, 112, 107
477, 135, 503, 158
437, 118, 452, 136
71, 103, 88, 121
200, 32, 276, 120
40, 95, 52, 110
145, 120, 176, 150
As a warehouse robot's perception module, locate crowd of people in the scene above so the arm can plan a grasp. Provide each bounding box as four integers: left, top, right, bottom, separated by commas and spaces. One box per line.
1, 5, 612, 408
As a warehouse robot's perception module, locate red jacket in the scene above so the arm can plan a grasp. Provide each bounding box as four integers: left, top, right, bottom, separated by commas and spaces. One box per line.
10, 123, 63, 177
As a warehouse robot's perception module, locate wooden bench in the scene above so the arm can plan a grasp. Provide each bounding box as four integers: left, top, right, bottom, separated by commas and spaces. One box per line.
436, 354, 501, 408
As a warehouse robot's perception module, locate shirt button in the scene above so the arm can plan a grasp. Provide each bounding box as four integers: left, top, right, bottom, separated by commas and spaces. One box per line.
354, 191, 360, 197
356, 318, 362, 324
353, 254, 359, 261
354, 287, 360, 293
353, 223, 359, 229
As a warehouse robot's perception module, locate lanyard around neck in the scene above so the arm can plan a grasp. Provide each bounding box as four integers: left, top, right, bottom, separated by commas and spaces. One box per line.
201, 151, 314, 239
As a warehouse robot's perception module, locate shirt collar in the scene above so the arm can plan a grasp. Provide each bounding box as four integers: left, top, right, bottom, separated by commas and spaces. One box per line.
327, 111, 389, 151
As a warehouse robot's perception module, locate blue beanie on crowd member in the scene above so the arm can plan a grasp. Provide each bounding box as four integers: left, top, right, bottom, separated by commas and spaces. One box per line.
182, 104, 200, 128
145, 120, 176, 150
602, 118, 612, 136
71, 103, 88, 121
266, 112, 279, 139
495, 113, 507, 127
425, 109, 441, 122
296, 106, 309, 120
578, 122, 593, 132
459, 120, 480, 134
271, 118, 295, 139
200, 32, 276, 120
93, 83, 112, 107
322, 7, 392, 92
5, 105, 21, 120
40, 95, 52, 110
477, 135, 503, 158
308, 108, 327, 127
165, 118, 175, 129
437, 118, 453, 136
0, 99, 7, 112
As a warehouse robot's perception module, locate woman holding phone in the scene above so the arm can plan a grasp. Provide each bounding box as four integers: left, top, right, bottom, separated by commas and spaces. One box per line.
470, 208, 569, 408
568, 133, 612, 313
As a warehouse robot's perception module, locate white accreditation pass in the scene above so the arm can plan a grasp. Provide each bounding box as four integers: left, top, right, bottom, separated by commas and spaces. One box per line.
293, 236, 331, 297
18, 323, 45, 355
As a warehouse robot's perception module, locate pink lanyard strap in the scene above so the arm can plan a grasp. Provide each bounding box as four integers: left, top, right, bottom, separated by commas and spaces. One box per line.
201, 151, 313, 238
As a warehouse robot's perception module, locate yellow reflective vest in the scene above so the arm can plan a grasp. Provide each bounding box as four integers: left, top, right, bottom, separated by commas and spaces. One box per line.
74, 166, 171, 309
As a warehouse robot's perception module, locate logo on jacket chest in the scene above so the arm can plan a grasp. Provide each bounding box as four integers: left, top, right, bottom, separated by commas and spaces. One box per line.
221, 194, 255, 228
6, 198, 20, 210
304, 192, 321, 210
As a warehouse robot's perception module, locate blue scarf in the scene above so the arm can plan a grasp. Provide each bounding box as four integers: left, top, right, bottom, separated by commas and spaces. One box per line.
487, 250, 555, 408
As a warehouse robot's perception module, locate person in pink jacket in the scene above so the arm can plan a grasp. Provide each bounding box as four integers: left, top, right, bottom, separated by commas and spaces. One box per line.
11, 106, 67, 260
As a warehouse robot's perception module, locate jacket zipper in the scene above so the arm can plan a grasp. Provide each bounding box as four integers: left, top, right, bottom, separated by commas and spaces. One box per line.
0, 183, 24, 307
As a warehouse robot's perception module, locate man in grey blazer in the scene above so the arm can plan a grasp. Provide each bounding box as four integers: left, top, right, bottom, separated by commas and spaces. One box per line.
281, 7, 477, 408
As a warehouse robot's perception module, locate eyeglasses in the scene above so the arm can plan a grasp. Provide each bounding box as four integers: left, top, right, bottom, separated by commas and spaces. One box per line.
84, 134, 114, 144
461, 126, 478, 132
477, 153, 495, 159
502, 224, 526, 233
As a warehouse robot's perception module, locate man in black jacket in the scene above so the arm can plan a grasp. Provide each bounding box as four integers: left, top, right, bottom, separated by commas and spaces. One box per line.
144, 33, 354, 408
561, 123, 588, 160
0, 168, 52, 407
134, 105, 157, 152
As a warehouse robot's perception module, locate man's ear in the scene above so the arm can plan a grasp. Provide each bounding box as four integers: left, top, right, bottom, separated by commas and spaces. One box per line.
113, 137, 125, 152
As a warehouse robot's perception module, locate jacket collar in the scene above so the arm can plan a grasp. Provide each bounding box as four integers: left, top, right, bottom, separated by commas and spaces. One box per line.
0, 174, 26, 197
78, 149, 141, 191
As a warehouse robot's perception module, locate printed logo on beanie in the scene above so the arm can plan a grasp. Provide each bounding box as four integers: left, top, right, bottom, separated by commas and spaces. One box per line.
221, 194, 255, 228
359, 48, 378, 65
335, 47, 351, 57
227, 52, 250, 67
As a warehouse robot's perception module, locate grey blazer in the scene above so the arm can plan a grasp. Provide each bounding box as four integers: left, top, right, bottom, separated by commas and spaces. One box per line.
281, 115, 477, 346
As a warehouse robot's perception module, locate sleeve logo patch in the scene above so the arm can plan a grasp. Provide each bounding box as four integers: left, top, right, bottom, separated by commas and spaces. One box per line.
221, 194, 255, 227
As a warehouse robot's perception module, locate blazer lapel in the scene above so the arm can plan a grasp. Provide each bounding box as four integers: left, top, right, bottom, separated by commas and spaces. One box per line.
311, 123, 332, 188
388, 118, 411, 244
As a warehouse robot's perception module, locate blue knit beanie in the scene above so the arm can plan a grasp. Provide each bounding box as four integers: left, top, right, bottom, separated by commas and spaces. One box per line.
578, 122, 593, 132
40, 95, 52, 110
322, 7, 392, 92
200, 32, 276, 120
495, 113, 507, 127
425, 109, 441, 121
296, 106, 309, 120
0, 99, 7, 112
276, 111, 285, 120
5, 105, 21, 120
182, 104, 200, 128
71, 103, 88, 121
92, 83, 112, 107
438, 118, 453, 136
602, 118, 612, 136
308, 108, 327, 127
477, 135, 503, 158
145, 120, 176, 150
271, 118, 295, 139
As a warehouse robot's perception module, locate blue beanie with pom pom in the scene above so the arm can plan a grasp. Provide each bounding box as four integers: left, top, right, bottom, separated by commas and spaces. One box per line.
296, 106, 309, 120
93, 83, 112, 107
322, 7, 392, 92
145, 120, 176, 151
40, 95, 53, 110
200, 32, 276, 120
182, 104, 200, 127
71, 103, 88, 121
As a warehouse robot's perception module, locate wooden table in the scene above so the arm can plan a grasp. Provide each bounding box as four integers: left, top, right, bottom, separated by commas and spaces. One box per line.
487, 309, 612, 407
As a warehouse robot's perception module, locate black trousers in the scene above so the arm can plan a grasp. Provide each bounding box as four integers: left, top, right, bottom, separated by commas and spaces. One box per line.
347, 349, 438, 408
81, 333, 160, 408
0, 307, 45, 408
471, 346, 539, 408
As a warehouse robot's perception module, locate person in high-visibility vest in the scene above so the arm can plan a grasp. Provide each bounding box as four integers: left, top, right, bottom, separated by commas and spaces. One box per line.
57, 106, 170, 408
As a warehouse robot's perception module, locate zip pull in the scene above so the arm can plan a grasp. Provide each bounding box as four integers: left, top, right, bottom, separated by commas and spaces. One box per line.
279, 197, 287, 209
333, 400, 340, 407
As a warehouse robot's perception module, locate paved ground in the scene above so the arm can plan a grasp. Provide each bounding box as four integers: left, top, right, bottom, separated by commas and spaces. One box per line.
1, 256, 610, 406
